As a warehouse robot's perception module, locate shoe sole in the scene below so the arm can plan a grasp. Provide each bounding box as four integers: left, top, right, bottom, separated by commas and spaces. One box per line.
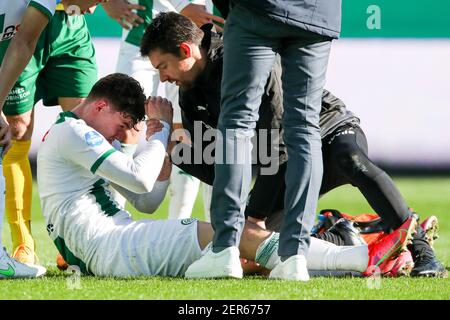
394, 260, 414, 277
421, 216, 439, 250
185, 272, 243, 279
413, 269, 448, 278
185, 268, 243, 279
401, 216, 418, 253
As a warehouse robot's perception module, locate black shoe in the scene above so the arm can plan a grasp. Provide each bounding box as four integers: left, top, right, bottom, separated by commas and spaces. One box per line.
411, 255, 448, 278
328, 218, 366, 246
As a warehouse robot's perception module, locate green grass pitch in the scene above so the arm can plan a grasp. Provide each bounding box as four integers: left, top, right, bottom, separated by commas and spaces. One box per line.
1, 177, 449, 300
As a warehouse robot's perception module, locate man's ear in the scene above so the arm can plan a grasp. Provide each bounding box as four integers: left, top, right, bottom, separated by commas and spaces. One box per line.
93, 98, 108, 112
180, 42, 192, 58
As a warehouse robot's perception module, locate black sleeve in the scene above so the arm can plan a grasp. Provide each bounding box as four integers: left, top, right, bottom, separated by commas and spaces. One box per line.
212, 0, 230, 19
172, 110, 215, 185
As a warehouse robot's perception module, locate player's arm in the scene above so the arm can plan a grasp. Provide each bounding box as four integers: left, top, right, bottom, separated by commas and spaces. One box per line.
0, 6, 50, 152
95, 121, 171, 193
109, 166, 170, 214
101, 0, 146, 29
65, 97, 173, 194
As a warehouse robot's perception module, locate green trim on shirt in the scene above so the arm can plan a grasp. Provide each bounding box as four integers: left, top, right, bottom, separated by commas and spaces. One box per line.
90, 148, 116, 174
29, 1, 54, 21
55, 111, 80, 124
90, 179, 121, 216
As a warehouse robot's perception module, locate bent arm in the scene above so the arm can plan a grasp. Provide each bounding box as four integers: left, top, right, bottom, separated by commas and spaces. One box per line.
110, 179, 170, 213
95, 122, 171, 193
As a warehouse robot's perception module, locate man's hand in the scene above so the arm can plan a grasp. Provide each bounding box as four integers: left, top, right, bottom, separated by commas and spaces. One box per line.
180, 4, 225, 32
0, 113, 12, 156
145, 96, 173, 125
146, 118, 164, 140
101, 0, 145, 30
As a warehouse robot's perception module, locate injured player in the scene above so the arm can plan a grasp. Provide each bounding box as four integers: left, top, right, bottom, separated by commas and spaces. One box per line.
37, 73, 416, 278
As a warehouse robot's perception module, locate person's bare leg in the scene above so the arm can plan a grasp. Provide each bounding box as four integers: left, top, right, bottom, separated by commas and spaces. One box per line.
197, 220, 272, 258
4, 109, 35, 263
197, 220, 368, 273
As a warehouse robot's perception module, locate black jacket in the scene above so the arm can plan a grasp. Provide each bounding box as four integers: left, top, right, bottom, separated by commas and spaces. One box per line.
213, 0, 341, 38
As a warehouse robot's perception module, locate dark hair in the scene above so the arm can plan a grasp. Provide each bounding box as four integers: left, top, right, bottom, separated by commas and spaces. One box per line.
140, 12, 204, 57
87, 73, 146, 128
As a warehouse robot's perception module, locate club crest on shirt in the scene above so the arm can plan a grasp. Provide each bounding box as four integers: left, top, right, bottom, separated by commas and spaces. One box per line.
85, 131, 104, 147
181, 218, 197, 225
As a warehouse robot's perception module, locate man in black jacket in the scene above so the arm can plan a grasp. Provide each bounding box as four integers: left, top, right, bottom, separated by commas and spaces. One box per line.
140, 13, 446, 278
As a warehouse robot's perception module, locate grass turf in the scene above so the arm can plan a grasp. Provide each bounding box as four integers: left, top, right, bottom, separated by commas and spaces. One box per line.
0, 177, 449, 300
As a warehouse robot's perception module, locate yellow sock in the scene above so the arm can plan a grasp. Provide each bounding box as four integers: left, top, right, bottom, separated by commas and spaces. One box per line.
3, 140, 34, 254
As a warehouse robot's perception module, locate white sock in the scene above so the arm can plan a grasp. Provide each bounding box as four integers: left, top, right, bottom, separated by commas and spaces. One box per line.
202, 184, 212, 222
255, 232, 280, 269
168, 167, 200, 219
256, 234, 368, 272
307, 237, 368, 272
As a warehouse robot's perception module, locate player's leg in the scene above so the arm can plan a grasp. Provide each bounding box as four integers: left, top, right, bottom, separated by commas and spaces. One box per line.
168, 168, 201, 219
194, 220, 366, 275
3, 104, 36, 264
0, 144, 45, 278
202, 183, 212, 222
328, 124, 446, 277
272, 26, 331, 281
1, 12, 57, 264
328, 125, 410, 228
194, 218, 416, 277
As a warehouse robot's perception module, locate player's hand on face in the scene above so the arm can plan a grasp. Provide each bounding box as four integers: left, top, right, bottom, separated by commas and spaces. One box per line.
101, 0, 145, 30
145, 96, 173, 125
180, 4, 225, 32
0, 114, 12, 156
145, 119, 164, 140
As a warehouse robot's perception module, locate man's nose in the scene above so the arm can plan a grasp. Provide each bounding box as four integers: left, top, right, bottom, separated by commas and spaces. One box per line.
159, 72, 168, 82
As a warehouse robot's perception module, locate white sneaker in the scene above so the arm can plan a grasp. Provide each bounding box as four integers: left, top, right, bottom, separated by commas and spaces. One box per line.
0, 247, 46, 279
185, 246, 243, 279
269, 255, 310, 281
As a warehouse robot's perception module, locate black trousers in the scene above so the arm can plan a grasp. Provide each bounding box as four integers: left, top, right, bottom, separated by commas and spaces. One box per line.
175, 124, 411, 232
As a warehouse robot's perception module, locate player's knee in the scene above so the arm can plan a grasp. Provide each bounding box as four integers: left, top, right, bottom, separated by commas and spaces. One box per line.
336, 151, 367, 176
336, 150, 381, 180
7, 115, 33, 140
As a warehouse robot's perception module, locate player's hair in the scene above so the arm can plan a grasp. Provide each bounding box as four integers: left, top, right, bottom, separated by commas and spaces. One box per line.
87, 73, 146, 128
140, 12, 204, 57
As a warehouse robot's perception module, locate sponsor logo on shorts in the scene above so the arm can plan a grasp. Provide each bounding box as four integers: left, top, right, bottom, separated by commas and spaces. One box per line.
85, 131, 104, 147
181, 218, 197, 225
